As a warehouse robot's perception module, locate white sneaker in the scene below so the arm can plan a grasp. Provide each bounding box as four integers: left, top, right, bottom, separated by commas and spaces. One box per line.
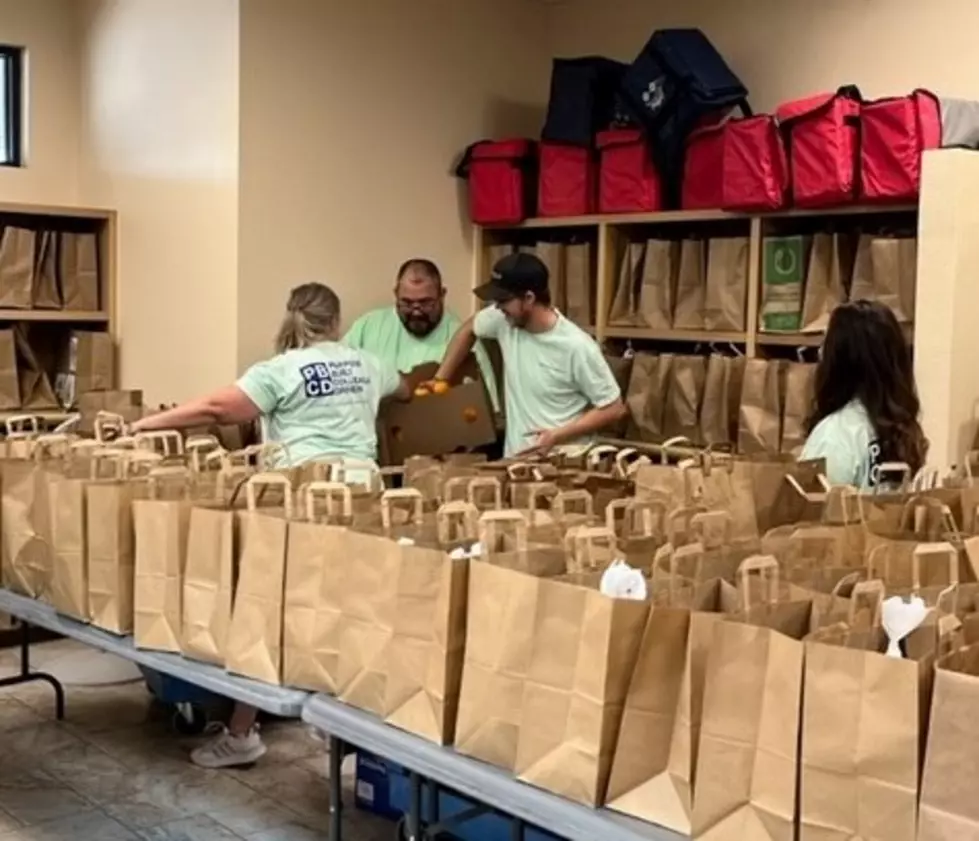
190, 725, 268, 769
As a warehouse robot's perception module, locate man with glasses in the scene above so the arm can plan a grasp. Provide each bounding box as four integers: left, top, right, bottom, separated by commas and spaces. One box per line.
344, 259, 497, 405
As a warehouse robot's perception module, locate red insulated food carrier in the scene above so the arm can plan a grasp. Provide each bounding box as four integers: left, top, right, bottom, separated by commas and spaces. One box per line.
720, 115, 789, 211
859, 90, 942, 202
537, 143, 597, 217
777, 87, 862, 208
595, 129, 662, 214
682, 122, 726, 210
457, 139, 537, 225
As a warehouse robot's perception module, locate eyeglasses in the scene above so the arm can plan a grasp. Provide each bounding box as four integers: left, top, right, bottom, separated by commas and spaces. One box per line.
397, 297, 440, 312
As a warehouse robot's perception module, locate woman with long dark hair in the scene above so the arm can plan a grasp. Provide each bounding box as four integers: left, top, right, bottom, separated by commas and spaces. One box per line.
800, 299, 927, 488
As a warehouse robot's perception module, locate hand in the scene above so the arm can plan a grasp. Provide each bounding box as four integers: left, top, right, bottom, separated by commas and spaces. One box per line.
516, 429, 562, 457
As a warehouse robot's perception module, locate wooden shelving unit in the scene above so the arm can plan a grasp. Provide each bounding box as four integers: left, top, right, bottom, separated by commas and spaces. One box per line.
471, 149, 979, 467
0, 201, 118, 427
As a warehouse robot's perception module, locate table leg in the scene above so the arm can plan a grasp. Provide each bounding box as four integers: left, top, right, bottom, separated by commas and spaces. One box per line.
0, 621, 64, 719
328, 735, 344, 841
511, 817, 526, 841
407, 771, 423, 841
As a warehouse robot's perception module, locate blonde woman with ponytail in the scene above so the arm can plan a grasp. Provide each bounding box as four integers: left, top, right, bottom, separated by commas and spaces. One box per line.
132, 282, 409, 768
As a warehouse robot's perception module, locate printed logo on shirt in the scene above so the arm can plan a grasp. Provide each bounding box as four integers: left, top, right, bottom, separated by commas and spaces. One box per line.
300, 360, 370, 399
866, 440, 884, 488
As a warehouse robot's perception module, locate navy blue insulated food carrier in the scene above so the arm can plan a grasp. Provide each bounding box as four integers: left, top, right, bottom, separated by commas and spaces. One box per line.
542, 57, 628, 146
620, 28, 749, 205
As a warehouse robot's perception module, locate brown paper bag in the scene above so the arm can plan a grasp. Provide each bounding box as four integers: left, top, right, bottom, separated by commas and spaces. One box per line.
15, 329, 58, 409
608, 242, 645, 326
919, 642, 979, 841
700, 354, 739, 447
800, 233, 847, 333
607, 603, 723, 833
692, 558, 812, 841
664, 355, 707, 444
1, 446, 59, 598
0, 330, 18, 409
850, 234, 916, 324
673, 239, 706, 330
33, 231, 62, 309
56, 331, 114, 409
738, 358, 783, 456
534, 242, 566, 312
46, 456, 90, 620
225, 474, 293, 684
685, 457, 760, 549
133, 472, 192, 652
514, 576, 649, 805
704, 237, 749, 332
605, 353, 633, 438
625, 352, 672, 443
283, 483, 355, 692
0, 227, 35, 309
86, 455, 138, 634
455, 561, 545, 770
180, 471, 246, 665
801, 618, 952, 841
564, 242, 593, 326
637, 239, 678, 330
780, 362, 816, 456
58, 231, 100, 312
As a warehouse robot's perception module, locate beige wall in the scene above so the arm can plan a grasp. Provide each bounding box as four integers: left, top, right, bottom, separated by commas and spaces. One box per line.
0, 0, 80, 205
77, 0, 240, 403
545, 0, 979, 110
236, 0, 549, 369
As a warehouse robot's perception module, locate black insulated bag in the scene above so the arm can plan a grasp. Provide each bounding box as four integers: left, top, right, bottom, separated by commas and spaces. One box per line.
542, 57, 629, 146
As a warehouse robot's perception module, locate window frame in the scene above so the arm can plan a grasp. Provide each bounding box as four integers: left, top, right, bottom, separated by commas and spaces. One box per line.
0, 45, 24, 168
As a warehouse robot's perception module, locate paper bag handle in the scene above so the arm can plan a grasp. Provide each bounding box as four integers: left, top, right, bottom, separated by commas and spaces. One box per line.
304, 481, 353, 522
506, 462, 539, 481
523, 481, 559, 514
52, 414, 80, 436
93, 412, 126, 444
586, 445, 619, 472
785, 473, 830, 504
937, 614, 964, 657
614, 447, 650, 478
873, 461, 912, 493
442, 477, 470, 503
185, 435, 223, 472
659, 437, 694, 464
553, 489, 593, 519
134, 430, 185, 458
146, 466, 192, 500
912, 541, 959, 592
126, 450, 165, 477
436, 500, 479, 544
465, 476, 503, 510
380, 488, 424, 530
672, 541, 706, 585
31, 433, 72, 462
477, 510, 529, 554
566, 526, 616, 574
937, 584, 961, 618
4, 414, 39, 438
89, 447, 130, 480
738, 555, 781, 611
847, 579, 885, 627
667, 505, 708, 544
690, 510, 732, 547
865, 543, 891, 581
245, 472, 294, 518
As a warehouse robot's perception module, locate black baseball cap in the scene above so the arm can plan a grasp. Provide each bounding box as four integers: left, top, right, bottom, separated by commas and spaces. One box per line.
473, 252, 549, 302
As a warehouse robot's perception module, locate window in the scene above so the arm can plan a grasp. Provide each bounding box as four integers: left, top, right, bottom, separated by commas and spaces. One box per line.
0, 46, 23, 167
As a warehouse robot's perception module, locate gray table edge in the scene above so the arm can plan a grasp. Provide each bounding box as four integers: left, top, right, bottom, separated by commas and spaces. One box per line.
302, 693, 687, 841
0, 588, 309, 716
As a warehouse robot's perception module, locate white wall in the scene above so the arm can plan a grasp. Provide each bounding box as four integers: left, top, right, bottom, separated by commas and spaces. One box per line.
77, 0, 240, 403
0, 0, 80, 205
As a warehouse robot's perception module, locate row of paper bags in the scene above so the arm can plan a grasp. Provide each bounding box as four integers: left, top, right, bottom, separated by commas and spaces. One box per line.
0, 328, 114, 411
760, 231, 917, 333
623, 351, 815, 455
0, 226, 100, 311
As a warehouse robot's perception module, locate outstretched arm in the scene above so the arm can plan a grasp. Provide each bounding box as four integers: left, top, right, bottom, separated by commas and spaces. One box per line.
131, 386, 261, 433
435, 316, 477, 383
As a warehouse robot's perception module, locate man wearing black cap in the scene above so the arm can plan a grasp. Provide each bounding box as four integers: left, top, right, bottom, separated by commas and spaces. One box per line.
431, 252, 626, 457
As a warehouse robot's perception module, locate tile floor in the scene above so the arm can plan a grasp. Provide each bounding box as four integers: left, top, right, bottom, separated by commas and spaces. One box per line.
0, 639, 395, 841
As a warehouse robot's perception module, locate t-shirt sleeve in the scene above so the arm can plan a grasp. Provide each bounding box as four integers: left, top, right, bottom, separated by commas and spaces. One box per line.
473, 306, 506, 340
571, 341, 623, 408
800, 415, 868, 487
236, 358, 281, 415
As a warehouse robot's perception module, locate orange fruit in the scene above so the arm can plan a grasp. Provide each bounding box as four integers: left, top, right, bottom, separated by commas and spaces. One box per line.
431, 380, 450, 395
462, 407, 478, 423
413, 386, 431, 398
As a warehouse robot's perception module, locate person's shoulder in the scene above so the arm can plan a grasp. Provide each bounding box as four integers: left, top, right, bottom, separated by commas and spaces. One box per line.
558, 314, 601, 349
808, 401, 873, 445
350, 307, 393, 330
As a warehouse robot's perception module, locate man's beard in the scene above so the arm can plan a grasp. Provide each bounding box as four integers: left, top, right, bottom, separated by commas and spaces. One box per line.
400, 312, 439, 337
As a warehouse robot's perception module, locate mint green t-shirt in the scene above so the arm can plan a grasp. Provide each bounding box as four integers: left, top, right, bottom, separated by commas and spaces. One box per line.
800, 399, 881, 489
344, 307, 499, 409
236, 342, 400, 467
473, 307, 621, 457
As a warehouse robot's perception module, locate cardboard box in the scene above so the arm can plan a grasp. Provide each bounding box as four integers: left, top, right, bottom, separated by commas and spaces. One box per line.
78, 389, 144, 435
378, 360, 497, 466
